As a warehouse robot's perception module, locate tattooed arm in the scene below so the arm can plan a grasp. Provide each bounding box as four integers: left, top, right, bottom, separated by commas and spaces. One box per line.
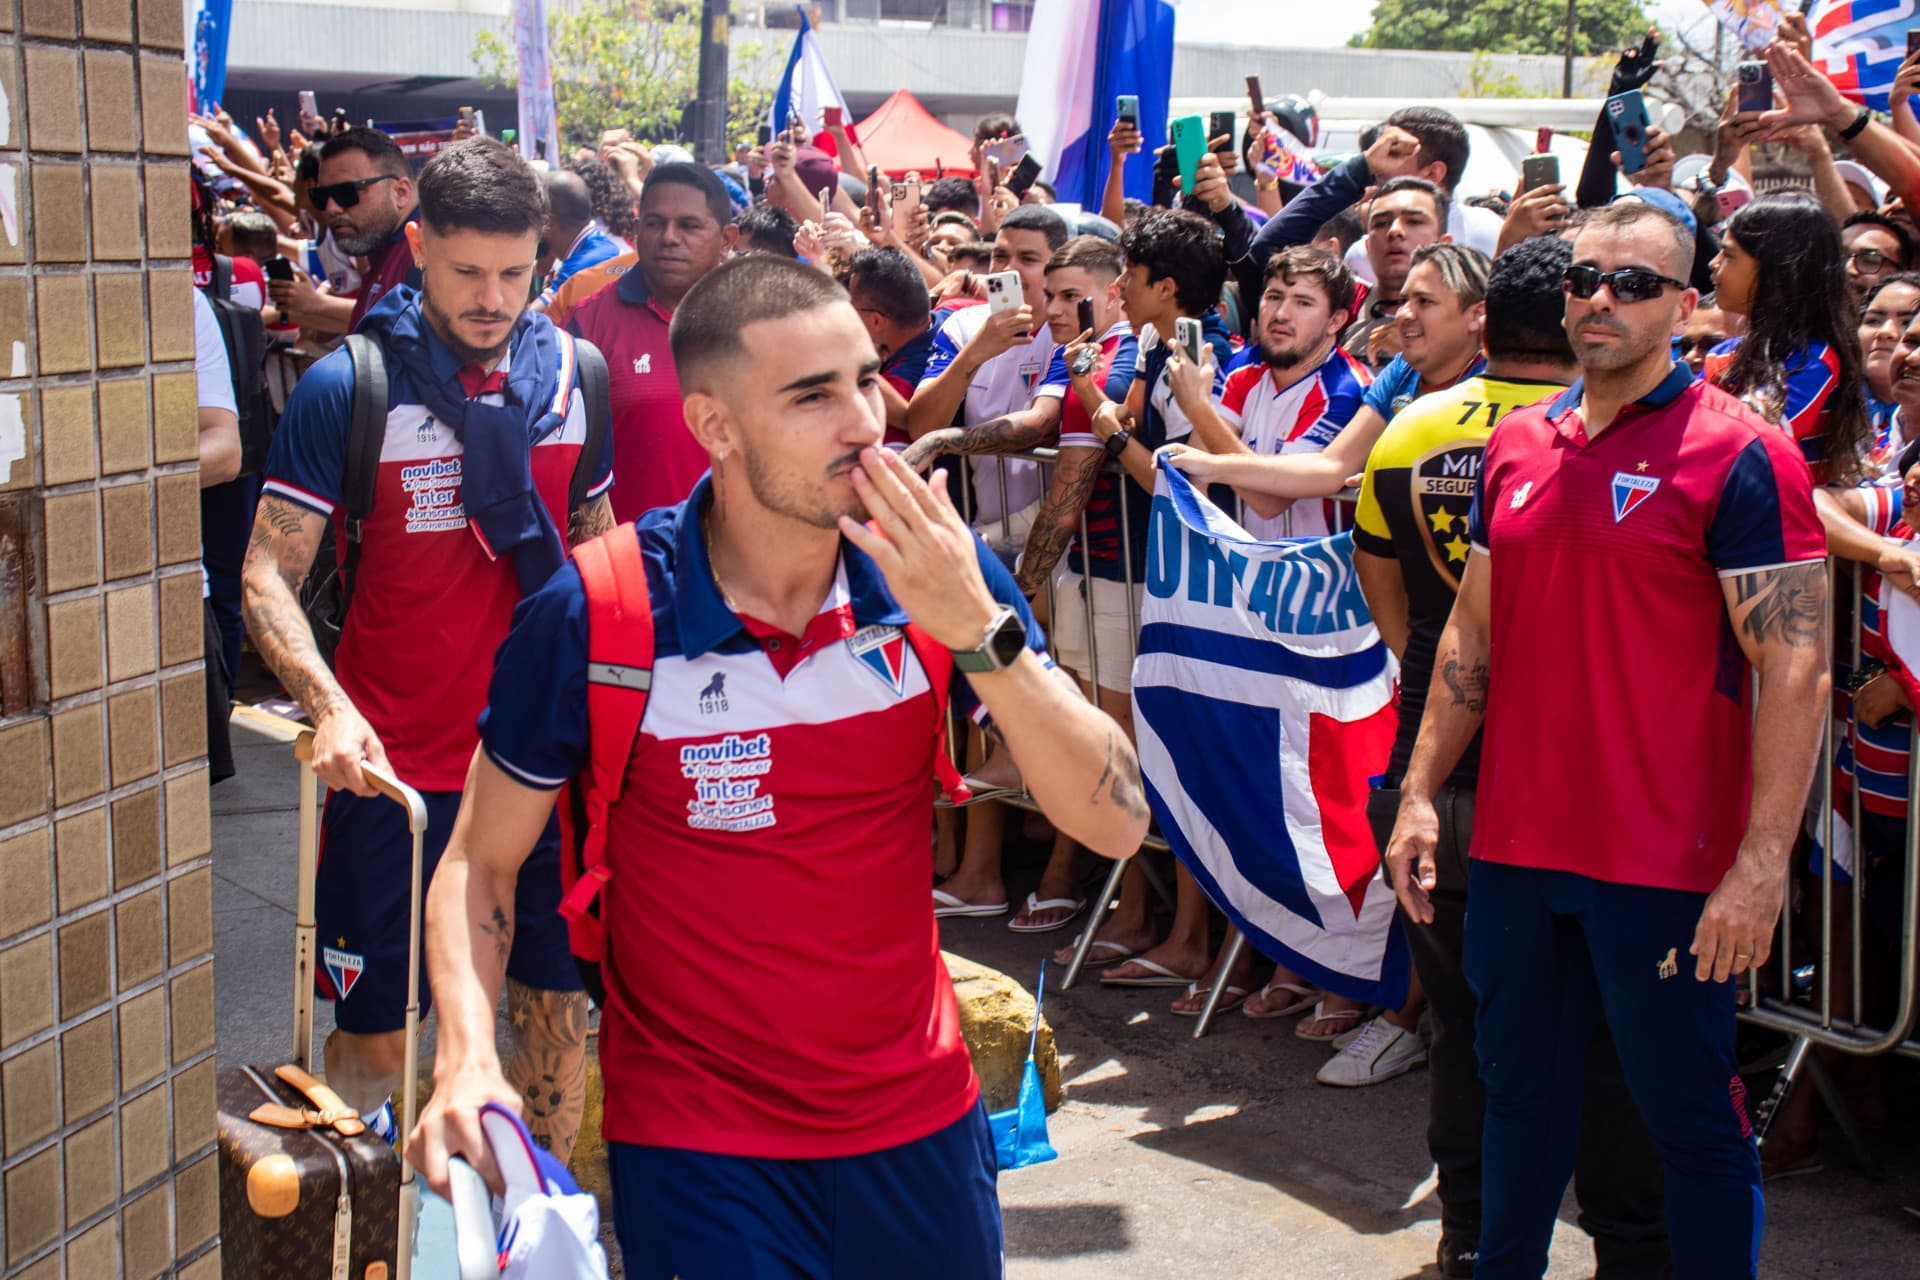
241, 494, 390, 795
1384, 552, 1492, 923
1015, 445, 1105, 597
566, 492, 615, 547
411, 747, 563, 1195
1689, 560, 1831, 983
900, 396, 1063, 473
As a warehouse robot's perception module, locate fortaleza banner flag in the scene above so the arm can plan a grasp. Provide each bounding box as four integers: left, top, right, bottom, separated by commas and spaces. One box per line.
1132, 466, 1408, 1008
1810, 0, 1920, 110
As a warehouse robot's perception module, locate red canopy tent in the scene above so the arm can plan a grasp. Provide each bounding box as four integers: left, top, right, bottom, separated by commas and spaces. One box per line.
851, 89, 978, 179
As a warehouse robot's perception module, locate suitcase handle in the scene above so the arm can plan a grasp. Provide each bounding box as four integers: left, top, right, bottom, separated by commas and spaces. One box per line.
290, 729, 429, 1280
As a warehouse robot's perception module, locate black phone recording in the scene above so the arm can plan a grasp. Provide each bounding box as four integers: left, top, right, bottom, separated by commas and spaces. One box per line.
1077, 298, 1096, 337
1005, 153, 1043, 198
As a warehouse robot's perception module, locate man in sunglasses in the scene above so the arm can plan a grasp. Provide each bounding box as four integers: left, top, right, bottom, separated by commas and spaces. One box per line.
1388, 198, 1828, 1278
314, 127, 423, 330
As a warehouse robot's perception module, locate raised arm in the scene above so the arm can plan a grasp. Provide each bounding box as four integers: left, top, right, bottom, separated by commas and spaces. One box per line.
1384, 550, 1491, 923
1166, 402, 1385, 500
841, 446, 1149, 858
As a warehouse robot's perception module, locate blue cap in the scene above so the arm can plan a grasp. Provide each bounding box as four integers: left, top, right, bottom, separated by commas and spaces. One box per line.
1609, 187, 1697, 239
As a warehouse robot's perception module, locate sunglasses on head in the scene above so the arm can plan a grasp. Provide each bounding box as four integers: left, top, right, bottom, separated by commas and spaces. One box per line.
1563, 264, 1686, 304
311, 173, 398, 211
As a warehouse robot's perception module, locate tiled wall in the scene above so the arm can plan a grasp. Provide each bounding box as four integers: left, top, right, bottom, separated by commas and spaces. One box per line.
0, 0, 221, 1276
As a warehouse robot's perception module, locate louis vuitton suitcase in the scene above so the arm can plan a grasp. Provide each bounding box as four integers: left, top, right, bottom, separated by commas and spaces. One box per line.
217, 730, 428, 1280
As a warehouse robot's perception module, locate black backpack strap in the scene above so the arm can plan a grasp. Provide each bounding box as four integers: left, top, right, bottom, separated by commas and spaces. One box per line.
210, 254, 232, 302
570, 337, 611, 514
337, 334, 388, 619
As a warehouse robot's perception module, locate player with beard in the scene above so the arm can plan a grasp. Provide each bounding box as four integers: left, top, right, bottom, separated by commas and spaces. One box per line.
312, 127, 423, 330
242, 138, 614, 1161
1168, 246, 1370, 540
406, 254, 1148, 1275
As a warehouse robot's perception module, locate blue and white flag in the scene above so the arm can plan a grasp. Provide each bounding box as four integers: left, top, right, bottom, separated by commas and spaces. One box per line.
771, 5, 849, 139
1016, 0, 1176, 208
512, 0, 560, 165
189, 0, 233, 111
1132, 466, 1408, 1008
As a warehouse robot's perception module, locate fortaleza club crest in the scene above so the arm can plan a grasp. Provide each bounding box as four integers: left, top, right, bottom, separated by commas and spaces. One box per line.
1611, 471, 1659, 522
847, 624, 908, 696
323, 944, 365, 999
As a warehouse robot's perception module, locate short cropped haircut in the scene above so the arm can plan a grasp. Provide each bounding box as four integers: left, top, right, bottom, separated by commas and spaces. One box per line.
1384, 106, 1469, 194
1263, 246, 1357, 321
318, 127, 409, 178
640, 162, 732, 227
1314, 207, 1364, 253
1484, 236, 1574, 363
735, 204, 798, 258
670, 254, 849, 391
1409, 242, 1491, 308
999, 203, 1070, 252
1119, 207, 1228, 317
924, 177, 981, 220
417, 137, 547, 238
544, 170, 595, 227
1843, 210, 1915, 267
848, 246, 930, 327
1047, 234, 1124, 280
947, 241, 995, 270
226, 210, 279, 254
1372, 176, 1450, 233
1577, 198, 1693, 281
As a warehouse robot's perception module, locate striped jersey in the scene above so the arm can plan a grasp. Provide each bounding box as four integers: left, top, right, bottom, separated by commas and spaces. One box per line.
1216, 345, 1371, 539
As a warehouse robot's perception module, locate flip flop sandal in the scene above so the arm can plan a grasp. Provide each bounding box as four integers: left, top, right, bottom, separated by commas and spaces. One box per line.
932, 889, 1008, 919
1242, 981, 1321, 1020
1055, 936, 1139, 968
1007, 892, 1087, 933
1170, 982, 1250, 1017
1100, 958, 1203, 988
1294, 1000, 1367, 1041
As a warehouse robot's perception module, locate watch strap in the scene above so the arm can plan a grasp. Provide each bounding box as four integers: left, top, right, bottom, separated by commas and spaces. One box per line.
952, 606, 1022, 673
1104, 428, 1132, 458
1840, 107, 1873, 141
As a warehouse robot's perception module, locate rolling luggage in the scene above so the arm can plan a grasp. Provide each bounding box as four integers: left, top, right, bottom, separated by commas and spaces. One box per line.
216, 730, 428, 1279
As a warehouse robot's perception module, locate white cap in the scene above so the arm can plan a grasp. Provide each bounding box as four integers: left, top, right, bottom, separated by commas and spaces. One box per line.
1832, 159, 1888, 209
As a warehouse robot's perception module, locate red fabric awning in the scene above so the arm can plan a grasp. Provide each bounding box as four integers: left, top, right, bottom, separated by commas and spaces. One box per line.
850, 89, 978, 180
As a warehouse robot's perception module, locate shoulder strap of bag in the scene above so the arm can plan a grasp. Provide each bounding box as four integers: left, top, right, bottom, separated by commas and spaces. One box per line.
210, 253, 231, 302
558, 529, 655, 932
570, 337, 612, 515
902, 622, 972, 804
337, 334, 389, 621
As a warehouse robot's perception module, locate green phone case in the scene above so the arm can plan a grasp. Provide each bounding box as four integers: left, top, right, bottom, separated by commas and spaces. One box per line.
1170, 115, 1206, 198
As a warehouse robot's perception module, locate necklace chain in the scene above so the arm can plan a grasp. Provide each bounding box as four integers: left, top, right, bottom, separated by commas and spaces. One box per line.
702, 507, 743, 613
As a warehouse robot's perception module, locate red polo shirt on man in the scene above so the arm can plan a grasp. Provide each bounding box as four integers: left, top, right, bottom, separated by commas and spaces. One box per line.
348, 213, 423, 332
1464, 363, 1824, 894
565, 266, 709, 524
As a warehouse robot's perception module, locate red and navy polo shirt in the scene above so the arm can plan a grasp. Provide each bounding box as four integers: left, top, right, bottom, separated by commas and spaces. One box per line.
1465, 362, 1824, 894
263, 315, 611, 791
477, 476, 1050, 1159
565, 267, 709, 525
347, 213, 423, 332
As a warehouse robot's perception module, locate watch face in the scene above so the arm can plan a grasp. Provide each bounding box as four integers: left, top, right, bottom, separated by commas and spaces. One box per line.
988, 609, 1028, 666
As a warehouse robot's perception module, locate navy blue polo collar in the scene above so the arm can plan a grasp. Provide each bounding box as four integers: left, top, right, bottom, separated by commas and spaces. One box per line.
673, 475, 912, 659
615, 259, 657, 309
1547, 360, 1693, 419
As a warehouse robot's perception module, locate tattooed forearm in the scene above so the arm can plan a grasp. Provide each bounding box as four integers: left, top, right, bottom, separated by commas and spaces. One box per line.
1015, 448, 1105, 596
1439, 655, 1489, 714
1089, 729, 1150, 820
1731, 561, 1827, 650
566, 493, 615, 548
504, 980, 590, 1162
241, 495, 350, 720
476, 905, 513, 968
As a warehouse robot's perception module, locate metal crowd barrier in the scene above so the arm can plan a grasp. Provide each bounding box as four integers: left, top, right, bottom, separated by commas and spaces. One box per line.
1742, 558, 1920, 1172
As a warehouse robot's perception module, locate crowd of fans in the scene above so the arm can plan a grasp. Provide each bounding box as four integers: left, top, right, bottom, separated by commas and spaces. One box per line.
182, 10, 1920, 1276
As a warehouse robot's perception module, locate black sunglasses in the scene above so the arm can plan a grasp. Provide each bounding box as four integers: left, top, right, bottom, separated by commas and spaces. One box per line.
1563, 264, 1687, 304
311, 174, 398, 211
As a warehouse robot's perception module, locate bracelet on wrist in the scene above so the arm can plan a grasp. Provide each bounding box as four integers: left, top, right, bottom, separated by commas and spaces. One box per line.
1839, 107, 1873, 141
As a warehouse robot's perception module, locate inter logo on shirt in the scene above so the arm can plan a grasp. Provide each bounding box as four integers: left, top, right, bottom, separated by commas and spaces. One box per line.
1611, 472, 1659, 522
847, 624, 908, 696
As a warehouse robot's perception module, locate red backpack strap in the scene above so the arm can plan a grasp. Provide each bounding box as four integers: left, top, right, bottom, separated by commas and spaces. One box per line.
558, 529, 654, 943
902, 622, 972, 805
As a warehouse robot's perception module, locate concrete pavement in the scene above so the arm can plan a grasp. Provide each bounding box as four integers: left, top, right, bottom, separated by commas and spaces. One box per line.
211, 722, 1920, 1277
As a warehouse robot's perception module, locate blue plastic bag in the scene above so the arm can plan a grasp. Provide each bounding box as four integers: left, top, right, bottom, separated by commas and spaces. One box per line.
988, 960, 1057, 1170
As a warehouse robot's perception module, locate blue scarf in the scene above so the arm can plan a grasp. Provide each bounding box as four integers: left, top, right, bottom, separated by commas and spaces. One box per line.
359, 286, 570, 596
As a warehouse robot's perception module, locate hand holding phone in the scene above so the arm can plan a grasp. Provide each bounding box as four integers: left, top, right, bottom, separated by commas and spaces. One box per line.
1169, 115, 1207, 196
1077, 297, 1096, 339
1006, 153, 1043, 198
1735, 61, 1773, 114
1174, 316, 1205, 367
264, 256, 295, 283
1606, 90, 1653, 174
1116, 94, 1139, 127
1209, 111, 1237, 154
1520, 153, 1559, 193
1246, 75, 1266, 123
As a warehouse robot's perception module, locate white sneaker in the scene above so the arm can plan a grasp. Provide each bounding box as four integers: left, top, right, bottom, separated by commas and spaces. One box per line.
1315, 1015, 1427, 1088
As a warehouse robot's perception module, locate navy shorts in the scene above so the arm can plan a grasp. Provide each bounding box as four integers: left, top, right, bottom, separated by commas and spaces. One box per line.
315, 789, 580, 1035
607, 1102, 1004, 1280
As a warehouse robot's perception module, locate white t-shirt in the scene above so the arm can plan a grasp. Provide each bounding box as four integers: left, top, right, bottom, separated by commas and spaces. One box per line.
1345, 199, 1503, 288
918, 304, 1065, 523
194, 289, 235, 595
